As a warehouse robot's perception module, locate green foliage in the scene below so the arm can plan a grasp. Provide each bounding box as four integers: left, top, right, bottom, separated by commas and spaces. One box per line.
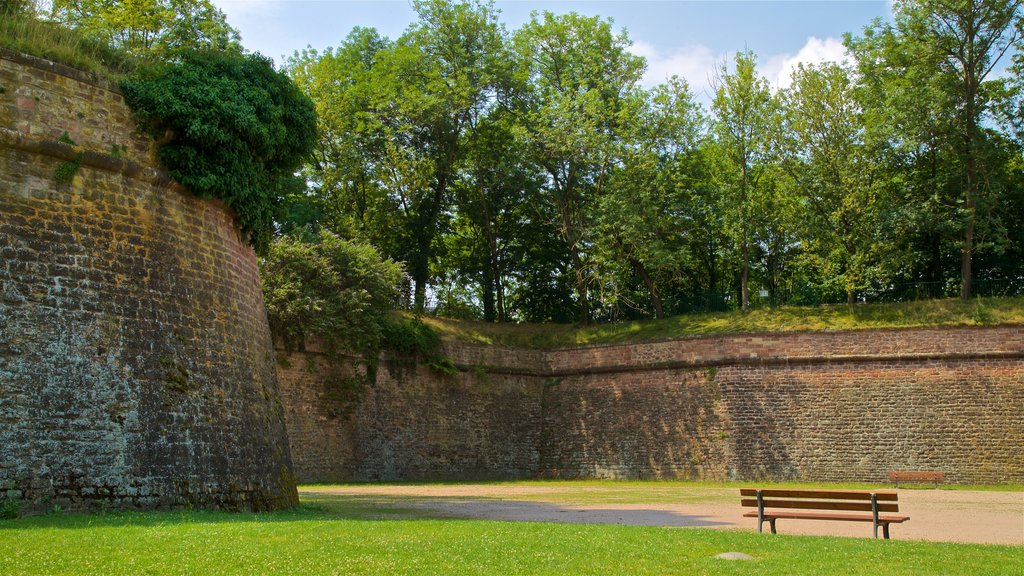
288, 2, 1024, 324
0, 9, 135, 75
260, 230, 405, 356
52, 156, 82, 184
49, 0, 241, 60
120, 51, 317, 253
0, 497, 21, 519
380, 316, 456, 375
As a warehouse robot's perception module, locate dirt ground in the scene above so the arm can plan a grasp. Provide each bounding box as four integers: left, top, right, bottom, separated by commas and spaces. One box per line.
304, 484, 1024, 546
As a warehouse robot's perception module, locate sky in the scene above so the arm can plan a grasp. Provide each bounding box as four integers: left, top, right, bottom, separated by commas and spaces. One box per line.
210, 0, 894, 99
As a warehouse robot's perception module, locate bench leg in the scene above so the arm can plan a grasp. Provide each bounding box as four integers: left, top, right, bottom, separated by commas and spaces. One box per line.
883, 523, 890, 540
769, 519, 777, 534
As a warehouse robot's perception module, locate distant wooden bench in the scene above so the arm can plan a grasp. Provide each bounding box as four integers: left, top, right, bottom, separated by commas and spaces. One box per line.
741, 488, 910, 539
888, 470, 945, 488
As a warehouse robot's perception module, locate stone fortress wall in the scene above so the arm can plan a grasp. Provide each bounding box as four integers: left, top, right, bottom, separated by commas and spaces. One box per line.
279, 326, 1024, 485
0, 49, 297, 512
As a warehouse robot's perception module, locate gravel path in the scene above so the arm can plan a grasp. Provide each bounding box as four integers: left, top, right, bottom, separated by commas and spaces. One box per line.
304, 484, 1024, 546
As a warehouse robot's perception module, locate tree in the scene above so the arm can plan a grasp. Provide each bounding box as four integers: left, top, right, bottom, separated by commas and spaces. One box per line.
894, 0, 1022, 299
710, 50, 778, 310
286, 28, 402, 255
50, 0, 241, 59
598, 77, 707, 319
511, 11, 645, 323
289, 1, 506, 312
261, 231, 405, 356
778, 62, 879, 304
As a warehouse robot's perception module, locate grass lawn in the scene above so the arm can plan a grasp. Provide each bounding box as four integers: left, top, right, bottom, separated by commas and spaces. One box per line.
1, 488, 1020, 575
420, 296, 1024, 348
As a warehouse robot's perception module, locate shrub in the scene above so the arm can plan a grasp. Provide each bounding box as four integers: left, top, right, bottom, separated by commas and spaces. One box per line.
261, 231, 405, 356
120, 51, 317, 254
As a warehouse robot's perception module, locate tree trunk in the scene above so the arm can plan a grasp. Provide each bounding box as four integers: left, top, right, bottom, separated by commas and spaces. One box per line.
570, 246, 590, 324
961, 85, 977, 301
631, 257, 664, 319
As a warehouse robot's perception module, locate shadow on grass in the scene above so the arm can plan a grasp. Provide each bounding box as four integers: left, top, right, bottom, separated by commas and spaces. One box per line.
303, 493, 731, 528
0, 492, 729, 532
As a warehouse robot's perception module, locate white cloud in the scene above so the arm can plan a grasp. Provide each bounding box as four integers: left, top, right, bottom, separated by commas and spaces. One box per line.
762, 36, 851, 90
210, 0, 282, 19
629, 40, 724, 101
629, 36, 852, 104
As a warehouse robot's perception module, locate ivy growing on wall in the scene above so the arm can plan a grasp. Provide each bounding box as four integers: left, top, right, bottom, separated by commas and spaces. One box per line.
120, 50, 317, 254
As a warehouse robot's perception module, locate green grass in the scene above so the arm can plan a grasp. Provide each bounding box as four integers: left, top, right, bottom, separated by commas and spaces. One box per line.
420, 296, 1024, 349
0, 14, 134, 77
1, 497, 1020, 576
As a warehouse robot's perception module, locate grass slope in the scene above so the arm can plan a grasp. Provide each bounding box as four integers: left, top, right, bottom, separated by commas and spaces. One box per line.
420, 297, 1024, 349
1, 503, 1020, 575
0, 14, 133, 76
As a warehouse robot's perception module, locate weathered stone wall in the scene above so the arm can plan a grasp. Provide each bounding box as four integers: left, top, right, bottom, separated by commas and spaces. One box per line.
278, 326, 1024, 485
0, 50, 296, 512
277, 352, 544, 482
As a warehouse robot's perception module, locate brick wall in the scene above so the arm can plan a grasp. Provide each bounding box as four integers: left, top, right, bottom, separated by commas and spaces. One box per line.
279, 326, 1024, 485
0, 50, 296, 512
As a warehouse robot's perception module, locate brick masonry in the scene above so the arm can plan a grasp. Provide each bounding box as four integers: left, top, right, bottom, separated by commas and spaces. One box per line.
0, 50, 297, 512
279, 325, 1024, 485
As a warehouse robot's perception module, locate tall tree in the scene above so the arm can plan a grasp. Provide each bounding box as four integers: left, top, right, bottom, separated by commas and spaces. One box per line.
598, 77, 706, 319
710, 50, 777, 310
778, 62, 878, 304
511, 11, 644, 323
893, 0, 1022, 298
289, 0, 506, 312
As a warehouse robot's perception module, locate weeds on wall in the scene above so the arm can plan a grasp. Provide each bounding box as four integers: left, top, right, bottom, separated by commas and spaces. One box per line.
51, 132, 83, 184
0, 496, 22, 519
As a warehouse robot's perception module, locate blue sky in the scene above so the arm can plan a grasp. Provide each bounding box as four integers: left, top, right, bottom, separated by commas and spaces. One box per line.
211, 0, 893, 96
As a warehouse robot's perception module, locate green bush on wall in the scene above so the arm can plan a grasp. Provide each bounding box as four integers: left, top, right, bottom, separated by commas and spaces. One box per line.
120, 50, 317, 254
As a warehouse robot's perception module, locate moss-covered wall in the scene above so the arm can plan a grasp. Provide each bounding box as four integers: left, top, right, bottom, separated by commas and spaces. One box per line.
279, 326, 1024, 485
0, 49, 296, 512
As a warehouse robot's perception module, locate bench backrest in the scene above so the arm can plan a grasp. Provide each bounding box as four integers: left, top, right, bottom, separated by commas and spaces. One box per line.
888, 471, 944, 483
740, 489, 900, 513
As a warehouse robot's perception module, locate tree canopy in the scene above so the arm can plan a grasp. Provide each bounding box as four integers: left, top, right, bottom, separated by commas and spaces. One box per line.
277, 0, 1022, 323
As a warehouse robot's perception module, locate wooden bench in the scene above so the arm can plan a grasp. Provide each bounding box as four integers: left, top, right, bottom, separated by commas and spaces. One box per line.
741, 488, 910, 539
888, 470, 944, 488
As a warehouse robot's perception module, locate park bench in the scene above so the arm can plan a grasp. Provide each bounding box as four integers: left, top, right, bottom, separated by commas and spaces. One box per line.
740, 488, 910, 539
888, 470, 945, 488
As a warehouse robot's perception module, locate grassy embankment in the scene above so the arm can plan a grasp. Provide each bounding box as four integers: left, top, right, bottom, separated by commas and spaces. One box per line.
2, 490, 1022, 576
420, 296, 1024, 349
0, 12, 133, 76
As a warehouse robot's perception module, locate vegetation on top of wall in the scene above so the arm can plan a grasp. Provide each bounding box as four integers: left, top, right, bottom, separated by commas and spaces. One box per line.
261, 230, 405, 356
120, 50, 318, 253
0, 6, 136, 76
419, 296, 1024, 349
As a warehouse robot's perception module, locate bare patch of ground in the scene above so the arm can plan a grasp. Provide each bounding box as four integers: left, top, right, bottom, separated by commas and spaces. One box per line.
303, 484, 1024, 546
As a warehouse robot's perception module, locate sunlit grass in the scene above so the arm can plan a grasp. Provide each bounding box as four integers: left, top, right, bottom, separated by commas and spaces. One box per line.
0, 14, 134, 77
420, 296, 1024, 349
0, 493, 1020, 575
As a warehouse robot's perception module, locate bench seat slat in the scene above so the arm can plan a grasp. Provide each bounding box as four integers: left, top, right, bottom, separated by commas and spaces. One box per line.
743, 511, 910, 523
888, 471, 944, 481
740, 488, 898, 501
740, 498, 900, 513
